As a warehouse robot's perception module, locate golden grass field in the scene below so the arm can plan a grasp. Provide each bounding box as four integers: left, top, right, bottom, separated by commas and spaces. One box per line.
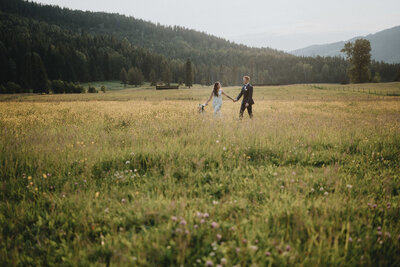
1, 82, 400, 266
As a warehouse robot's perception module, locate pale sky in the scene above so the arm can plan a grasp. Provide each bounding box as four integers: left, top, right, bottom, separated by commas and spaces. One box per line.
34, 0, 400, 51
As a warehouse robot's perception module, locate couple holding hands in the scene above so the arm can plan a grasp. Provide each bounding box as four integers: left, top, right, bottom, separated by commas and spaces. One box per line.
203, 75, 254, 118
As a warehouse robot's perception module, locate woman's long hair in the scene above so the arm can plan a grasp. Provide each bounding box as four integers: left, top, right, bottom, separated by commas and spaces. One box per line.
213, 82, 220, 96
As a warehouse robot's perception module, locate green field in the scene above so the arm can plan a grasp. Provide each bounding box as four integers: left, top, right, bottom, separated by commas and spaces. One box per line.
1, 83, 400, 266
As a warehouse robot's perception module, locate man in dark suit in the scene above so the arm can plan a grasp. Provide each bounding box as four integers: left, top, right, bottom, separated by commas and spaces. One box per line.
234, 75, 254, 118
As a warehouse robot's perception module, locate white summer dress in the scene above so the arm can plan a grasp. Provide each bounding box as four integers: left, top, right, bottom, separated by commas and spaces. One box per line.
213, 89, 223, 116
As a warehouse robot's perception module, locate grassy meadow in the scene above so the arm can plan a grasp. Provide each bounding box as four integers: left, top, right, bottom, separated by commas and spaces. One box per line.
1, 82, 400, 266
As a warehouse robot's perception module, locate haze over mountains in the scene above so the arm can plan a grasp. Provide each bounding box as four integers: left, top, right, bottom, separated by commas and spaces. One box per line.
290, 26, 400, 63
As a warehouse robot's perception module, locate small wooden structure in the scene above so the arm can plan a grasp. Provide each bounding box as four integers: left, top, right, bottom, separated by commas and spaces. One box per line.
156, 85, 179, 90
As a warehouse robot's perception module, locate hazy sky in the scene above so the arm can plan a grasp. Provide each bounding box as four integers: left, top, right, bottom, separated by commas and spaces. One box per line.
34, 0, 400, 51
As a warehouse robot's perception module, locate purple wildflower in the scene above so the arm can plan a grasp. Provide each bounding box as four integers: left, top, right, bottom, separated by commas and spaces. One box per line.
211, 222, 219, 229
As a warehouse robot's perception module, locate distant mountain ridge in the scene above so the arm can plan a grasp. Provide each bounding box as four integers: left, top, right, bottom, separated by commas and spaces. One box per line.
290, 26, 400, 63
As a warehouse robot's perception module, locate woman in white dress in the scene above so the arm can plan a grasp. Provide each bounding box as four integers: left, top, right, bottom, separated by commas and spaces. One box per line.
204, 82, 235, 117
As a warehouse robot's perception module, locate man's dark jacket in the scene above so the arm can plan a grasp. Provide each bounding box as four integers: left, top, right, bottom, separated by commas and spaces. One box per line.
236, 83, 255, 105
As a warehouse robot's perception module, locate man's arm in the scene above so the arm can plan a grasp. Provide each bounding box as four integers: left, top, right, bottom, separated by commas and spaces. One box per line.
235, 89, 244, 101
247, 86, 253, 104
244, 86, 253, 107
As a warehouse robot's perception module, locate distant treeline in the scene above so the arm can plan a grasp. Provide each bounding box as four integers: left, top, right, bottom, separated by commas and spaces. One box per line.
0, 0, 399, 93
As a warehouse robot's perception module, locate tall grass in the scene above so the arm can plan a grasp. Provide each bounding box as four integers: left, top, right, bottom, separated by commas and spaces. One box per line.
1, 84, 399, 266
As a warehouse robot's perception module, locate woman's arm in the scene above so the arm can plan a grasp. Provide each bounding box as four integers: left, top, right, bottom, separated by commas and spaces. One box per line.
204, 91, 213, 105
221, 90, 234, 101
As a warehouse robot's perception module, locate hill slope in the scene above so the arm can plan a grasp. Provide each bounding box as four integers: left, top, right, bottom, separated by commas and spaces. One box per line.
0, 0, 399, 91
290, 26, 400, 63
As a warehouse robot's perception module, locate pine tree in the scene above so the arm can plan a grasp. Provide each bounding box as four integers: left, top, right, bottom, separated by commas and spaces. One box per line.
120, 68, 128, 86
128, 67, 144, 86
103, 52, 111, 80
31, 52, 49, 93
185, 59, 193, 88
21, 52, 33, 91
149, 69, 157, 86
162, 65, 172, 86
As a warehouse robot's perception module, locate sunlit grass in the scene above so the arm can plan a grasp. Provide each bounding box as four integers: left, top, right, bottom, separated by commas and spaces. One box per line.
1, 83, 399, 266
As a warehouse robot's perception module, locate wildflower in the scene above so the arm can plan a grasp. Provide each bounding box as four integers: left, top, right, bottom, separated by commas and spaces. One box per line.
223, 147, 226, 151
377, 226, 382, 231
385, 232, 391, 238
216, 140, 219, 144
171, 216, 177, 222
386, 202, 391, 209
213, 200, 219, 205
216, 265, 222, 267
180, 219, 187, 226
95, 192, 100, 198
348, 237, 353, 242
185, 229, 190, 235
255, 239, 259, 244
196, 211, 203, 218
357, 238, 362, 243
206, 260, 213, 266
216, 234, 222, 240
230, 226, 236, 231
367, 203, 372, 207
273, 172, 278, 176
194, 224, 199, 229
42, 173, 47, 179
324, 191, 329, 196
203, 212, 210, 218
211, 222, 219, 229
265, 251, 271, 256
236, 247, 240, 253
242, 239, 247, 244
200, 219, 205, 224
346, 184, 352, 189
175, 228, 182, 233
125, 161, 130, 164
372, 204, 377, 208
311, 187, 315, 192
280, 185, 284, 189
220, 258, 227, 265
28, 176, 32, 180
286, 245, 291, 251
320, 187, 324, 191
377, 231, 382, 236
250, 245, 258, 251
121, 198, 126, 203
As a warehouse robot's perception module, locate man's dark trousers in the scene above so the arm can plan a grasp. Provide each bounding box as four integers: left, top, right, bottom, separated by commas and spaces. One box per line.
239, 102, 253, 118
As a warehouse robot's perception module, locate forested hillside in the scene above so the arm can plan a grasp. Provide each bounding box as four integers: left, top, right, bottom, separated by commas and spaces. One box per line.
0, 0, 399, 93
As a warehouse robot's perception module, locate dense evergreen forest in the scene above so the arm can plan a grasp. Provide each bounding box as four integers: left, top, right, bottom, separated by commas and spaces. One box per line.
0, 0, 399, 93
